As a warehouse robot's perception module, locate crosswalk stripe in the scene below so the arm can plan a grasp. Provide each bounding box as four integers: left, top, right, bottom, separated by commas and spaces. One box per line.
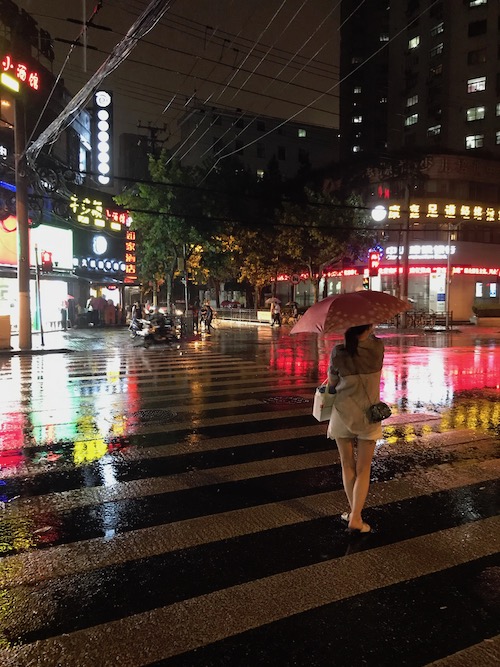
424, 635, 500, 666
1, 459, 498, 588
1, 518, 498, 666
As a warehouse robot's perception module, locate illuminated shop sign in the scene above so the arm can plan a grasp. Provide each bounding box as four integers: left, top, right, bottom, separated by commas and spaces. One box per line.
1, 54, 40, 92
92, 90, 113, 186
0, 221, 72, 268
70, 195, 122, 231
386, 202, 500, 222
73, 229, 126, 277
124, 229, 138, 283
385, 244, 456, 260
105, 208, 132, 226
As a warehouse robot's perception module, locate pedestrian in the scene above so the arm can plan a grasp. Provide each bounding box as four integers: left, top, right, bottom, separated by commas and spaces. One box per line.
271, 301, 281, 327
200, 302, 214, 331
326, 323, 384, 534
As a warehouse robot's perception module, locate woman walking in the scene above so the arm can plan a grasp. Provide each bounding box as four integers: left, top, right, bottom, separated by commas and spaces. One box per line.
327, 324, 385, 533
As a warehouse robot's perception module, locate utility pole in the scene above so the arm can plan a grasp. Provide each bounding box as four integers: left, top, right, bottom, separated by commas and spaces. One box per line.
401, 183, 411, 328
14, 95, 32, 350
137, 121, 167, 158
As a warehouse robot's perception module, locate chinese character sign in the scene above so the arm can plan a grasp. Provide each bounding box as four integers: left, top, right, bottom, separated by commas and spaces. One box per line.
124, 230, 138, 283
1, 54, 40, 91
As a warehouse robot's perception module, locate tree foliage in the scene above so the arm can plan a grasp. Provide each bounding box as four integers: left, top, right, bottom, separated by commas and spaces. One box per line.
115, 152, 375, 307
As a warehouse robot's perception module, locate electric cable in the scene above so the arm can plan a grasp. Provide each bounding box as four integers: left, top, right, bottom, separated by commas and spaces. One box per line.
201, 0, 442, 182
26, 0, 175, 164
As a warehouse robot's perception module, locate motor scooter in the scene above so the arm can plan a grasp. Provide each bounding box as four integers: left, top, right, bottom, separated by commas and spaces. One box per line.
131, 317, 178, 348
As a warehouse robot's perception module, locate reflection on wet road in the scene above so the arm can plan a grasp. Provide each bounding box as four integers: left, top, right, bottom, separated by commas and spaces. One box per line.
0, 324, 499, 665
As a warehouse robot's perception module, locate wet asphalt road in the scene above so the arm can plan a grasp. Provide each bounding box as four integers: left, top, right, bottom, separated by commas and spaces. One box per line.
0, 322, 499, 666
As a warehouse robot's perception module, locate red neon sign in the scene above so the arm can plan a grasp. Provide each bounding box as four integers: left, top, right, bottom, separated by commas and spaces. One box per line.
1, 54, 40, 91
124, 230, 137, 283
105, 208, 132, 226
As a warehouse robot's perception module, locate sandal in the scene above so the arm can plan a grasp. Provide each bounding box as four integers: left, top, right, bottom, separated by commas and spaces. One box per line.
347, 522, 371, 534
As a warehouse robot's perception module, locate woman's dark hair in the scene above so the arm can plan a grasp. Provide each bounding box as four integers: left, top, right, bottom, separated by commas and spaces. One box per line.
344, 324, 372, 356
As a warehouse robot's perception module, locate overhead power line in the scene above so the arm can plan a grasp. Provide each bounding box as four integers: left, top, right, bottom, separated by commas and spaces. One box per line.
26, 0, 174, 163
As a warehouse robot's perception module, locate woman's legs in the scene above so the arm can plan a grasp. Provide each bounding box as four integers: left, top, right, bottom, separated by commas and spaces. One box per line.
349, 439, 376, 530
335, 438, 356, 513
336, 437, 376, 530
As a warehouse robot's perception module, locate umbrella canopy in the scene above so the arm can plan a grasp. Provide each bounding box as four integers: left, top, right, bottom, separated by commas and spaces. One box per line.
265, 297, 281, 304
290, 290, 411, 335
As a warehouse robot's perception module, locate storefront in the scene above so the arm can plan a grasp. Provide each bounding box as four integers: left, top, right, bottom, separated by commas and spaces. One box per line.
0, 218, 73, 331
321, 240, 500, 321
70, 194, 139, 315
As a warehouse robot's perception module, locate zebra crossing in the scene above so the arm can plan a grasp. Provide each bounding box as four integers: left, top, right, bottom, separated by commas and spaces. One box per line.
0, 335, 499, 666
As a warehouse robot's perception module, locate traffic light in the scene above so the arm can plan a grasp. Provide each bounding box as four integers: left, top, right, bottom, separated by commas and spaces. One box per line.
368, 251, 380, 277
40, 250, 53, 273
362, 277, 369, 289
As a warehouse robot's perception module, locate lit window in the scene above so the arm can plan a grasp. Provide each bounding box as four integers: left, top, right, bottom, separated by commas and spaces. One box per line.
352, 145, 361, 152
430, 43, 444, 58
496, 131, 500, 144
470, 0, 487, 6
431, 22, 444, 36
352, 115, 363, 123
465, 133, 484, 148
490, 283, 497, 298
380, 96, 387, 103
408, 36, 420, 49
256, 169, 264, 180
427, 124, 441, 136
475, 282, 483, 298
467, 76, 486, 92
466, 106, 485, 120
353, 86, 361, 94
404, 113, 418, 126
496, 103, 500, 116
406, 94, 419, 107
379, 33, 389, 42
298, 128, 306, 138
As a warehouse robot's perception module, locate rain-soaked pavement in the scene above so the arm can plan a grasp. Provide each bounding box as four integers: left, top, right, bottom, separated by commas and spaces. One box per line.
0, 321, 499, 666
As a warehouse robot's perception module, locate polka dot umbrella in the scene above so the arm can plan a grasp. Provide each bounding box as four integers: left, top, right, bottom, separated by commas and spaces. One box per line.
290, 290, 412, 335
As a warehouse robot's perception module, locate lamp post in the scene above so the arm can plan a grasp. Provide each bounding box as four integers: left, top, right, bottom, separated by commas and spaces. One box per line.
445, 222, 455, 332
401, 185, 411, 328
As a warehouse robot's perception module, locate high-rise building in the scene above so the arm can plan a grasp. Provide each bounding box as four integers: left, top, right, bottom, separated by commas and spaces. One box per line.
339, 0, 389, 162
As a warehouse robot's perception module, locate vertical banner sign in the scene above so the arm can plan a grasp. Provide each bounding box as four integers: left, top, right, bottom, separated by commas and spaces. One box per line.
124, 229, 137, 283
92, 90, 113, 186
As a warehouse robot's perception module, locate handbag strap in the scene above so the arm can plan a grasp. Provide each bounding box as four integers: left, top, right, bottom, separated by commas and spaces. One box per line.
352, 356, 373, 405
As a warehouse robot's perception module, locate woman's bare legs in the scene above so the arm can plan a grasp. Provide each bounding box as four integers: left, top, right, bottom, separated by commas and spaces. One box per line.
335, 438, 356, 513
336, 438, 376, 531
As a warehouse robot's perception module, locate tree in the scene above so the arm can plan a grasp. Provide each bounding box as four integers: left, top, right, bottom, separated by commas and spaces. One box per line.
276, 188, 373, 302
115, 153, 208, 309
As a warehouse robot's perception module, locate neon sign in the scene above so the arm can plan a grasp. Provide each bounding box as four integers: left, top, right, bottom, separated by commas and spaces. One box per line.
105, 208, 132, 226
1, 54, 40, 91
385, 244, 456, 260
387, 201, 500, 222
124, 230, 137, 283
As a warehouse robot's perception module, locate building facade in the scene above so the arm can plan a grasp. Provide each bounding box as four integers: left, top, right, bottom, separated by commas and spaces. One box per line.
169, 103, 338, 180
0, 1, 137, 335
333, 0, 500, 321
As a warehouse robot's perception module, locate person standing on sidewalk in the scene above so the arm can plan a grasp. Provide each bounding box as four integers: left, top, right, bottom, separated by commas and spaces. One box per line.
326, 324, 384, 534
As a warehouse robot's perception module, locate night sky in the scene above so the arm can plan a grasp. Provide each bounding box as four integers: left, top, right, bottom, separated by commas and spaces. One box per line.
16, 0, 339, 144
